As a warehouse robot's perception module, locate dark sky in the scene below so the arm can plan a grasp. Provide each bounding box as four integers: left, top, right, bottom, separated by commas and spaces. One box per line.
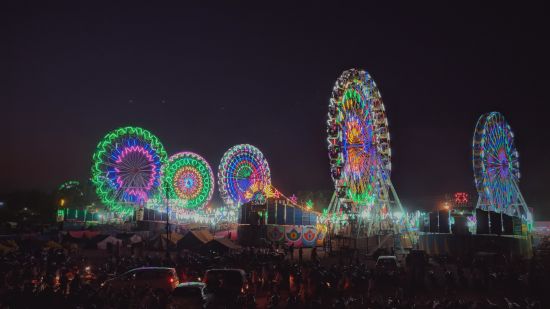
2, 2, 550, 218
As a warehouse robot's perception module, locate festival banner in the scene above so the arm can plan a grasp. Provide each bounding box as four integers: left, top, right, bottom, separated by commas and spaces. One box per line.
285, 225, 303, 247
267, 225, 285, 242
301, 225, 317, 247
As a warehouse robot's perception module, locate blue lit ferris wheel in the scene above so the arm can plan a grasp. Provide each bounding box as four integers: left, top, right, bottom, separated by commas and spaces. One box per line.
473, 112, 530, 221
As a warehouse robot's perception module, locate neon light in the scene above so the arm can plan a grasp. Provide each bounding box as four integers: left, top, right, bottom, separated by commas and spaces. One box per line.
162, 152, 214, 210
473, 112, 520, 215
218, 144, 271, 206
327, 69, 391, 205
91, 126, 167, 214
454, 192, 469, 204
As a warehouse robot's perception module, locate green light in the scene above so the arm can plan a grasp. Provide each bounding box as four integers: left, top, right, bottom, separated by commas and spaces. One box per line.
91, 126, 168, 214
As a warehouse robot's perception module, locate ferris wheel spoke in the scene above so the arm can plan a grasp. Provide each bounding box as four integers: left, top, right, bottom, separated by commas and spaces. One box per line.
138, 165, 153, 173
136, 175, 148, 190
485, 149, 500, 161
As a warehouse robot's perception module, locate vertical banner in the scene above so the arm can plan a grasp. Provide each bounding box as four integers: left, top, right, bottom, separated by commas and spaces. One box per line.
285, 225, 303, 247
301, 225, 317, 247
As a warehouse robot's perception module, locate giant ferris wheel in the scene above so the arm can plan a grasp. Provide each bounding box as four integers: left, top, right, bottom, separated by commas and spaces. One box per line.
472, 112, 531, 222
326, 69, 407, 237
91, 126, 167, 215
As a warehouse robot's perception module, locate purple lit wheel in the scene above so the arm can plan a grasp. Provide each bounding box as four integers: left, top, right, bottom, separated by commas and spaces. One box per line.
91, 126, 167, 214
473, 112, 520, 215
218, 144, 271, 206
327, 69, 391, 203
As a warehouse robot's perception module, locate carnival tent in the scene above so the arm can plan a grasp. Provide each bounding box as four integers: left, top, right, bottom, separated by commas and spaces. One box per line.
177, 230, 213, 251
97, 235, 123, 250
117, 233, 143, 245
149, 232, 183, 251
201, 238, 241, 254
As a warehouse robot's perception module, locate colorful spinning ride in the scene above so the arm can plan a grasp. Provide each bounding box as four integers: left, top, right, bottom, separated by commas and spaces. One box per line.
327, 69, 391, 205
473, 112, 529, 219
91, 126, 167, 214
162, 152, 214, 210
218, 144, 271, 206
326, 69, 407, 239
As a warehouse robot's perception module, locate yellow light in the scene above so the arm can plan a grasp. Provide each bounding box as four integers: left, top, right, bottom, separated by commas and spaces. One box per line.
60, 199, 65, 207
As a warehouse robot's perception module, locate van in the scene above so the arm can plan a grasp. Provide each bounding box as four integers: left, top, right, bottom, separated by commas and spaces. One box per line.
102, 267, 180, 292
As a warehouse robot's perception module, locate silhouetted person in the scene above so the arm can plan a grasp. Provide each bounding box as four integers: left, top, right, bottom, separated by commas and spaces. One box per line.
311, 246, 317, 262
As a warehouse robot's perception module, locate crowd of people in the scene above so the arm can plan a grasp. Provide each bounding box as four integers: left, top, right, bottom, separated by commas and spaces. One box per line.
0, 233, 548, 308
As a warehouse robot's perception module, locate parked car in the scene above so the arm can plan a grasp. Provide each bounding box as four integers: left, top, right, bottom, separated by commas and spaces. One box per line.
375, 255, 399, 277
203, 269, 249, 308
169, 282, 205, 309
101, 267, 179, 292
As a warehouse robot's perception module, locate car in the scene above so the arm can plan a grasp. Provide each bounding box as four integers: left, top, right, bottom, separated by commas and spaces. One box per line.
202, 269, 249, 308
375, 255, 399, 276
169, 282, 205, 309
101, 267, 180, 293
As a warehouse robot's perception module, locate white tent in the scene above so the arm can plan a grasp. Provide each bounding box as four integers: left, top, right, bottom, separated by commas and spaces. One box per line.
97, 235, 122, 250
129, 234, 142, 244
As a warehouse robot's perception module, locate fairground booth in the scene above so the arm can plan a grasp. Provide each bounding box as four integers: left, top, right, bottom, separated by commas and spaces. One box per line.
237, 197, 326, 247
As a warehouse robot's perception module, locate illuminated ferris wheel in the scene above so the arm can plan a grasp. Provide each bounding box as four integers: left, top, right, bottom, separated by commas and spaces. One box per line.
326, 69, 407, 238
162, 152, 215, 210
218, 144, 271, 206
327, 68, 391, 203
473, 112, 530, 220
91, 126, 167, 215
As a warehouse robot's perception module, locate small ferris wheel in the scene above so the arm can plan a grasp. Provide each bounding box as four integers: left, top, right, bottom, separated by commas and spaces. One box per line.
218, 144, 271, 206
162, 152, 215, 210
472, 112, 530, 221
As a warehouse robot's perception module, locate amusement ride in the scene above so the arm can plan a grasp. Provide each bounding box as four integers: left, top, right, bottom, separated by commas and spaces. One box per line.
77, 70, 533, 254
218, 144, 272, 207
472, 112, 532, 226
91, 126, 167, 216
164, 152, 214, 208
325, 69, 410, 243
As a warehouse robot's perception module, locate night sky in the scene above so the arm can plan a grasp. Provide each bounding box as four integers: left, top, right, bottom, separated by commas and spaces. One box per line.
3, 3, 550, 218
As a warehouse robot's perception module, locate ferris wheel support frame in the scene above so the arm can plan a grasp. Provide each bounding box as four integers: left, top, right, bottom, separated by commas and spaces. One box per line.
326, 163, 413, 253
475, 177, 532, 228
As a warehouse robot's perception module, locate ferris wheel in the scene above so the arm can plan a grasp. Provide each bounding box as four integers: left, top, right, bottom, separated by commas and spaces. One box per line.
162, 152, 215, 210
218, 144, 271, 206
91, 126, 167, 214
56, 180, 85, 208
473, 112, 529, 219
326, 69, 409, 239
327, 69, 391, 204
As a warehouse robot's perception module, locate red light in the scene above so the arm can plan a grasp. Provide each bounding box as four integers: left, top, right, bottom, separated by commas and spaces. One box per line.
169, 277, 174, 283
454, 192, 469, 204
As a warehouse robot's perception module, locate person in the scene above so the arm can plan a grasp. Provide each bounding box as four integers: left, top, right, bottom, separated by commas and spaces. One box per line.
298, 246, 303, 264
289, 243, 295, 261
311, 247, 317, 262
